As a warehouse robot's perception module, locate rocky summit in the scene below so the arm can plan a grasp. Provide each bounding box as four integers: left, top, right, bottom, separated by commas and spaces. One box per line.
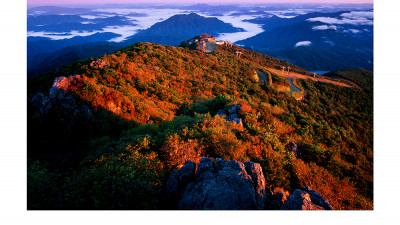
281, 186, 333, 210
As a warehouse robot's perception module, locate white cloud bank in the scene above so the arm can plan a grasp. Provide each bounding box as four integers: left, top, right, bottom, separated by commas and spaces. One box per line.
294, 41, 312, 48
196, 11, 264, 43
312, 25, 337, 30
341, 11, 373, 19
307, 11, 373, 26
344, 29, 361, 34
307, 16, 372, 25
27, 8, 266, 43
27, 30, 99, 40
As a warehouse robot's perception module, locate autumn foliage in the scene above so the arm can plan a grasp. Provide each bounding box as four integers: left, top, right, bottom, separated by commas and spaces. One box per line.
28, 40, 373, 210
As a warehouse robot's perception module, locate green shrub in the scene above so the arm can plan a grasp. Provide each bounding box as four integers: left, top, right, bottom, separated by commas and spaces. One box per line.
64, 148, 164, 209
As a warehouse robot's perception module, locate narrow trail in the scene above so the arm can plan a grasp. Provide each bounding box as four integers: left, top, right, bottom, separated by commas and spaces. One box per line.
326, 76, 362, 89
268, 68, 354, 88
256, 69, 304, 100
287, 78, 301, 93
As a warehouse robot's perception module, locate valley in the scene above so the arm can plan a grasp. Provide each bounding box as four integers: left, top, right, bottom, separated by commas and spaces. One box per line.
27, 3, 373, 78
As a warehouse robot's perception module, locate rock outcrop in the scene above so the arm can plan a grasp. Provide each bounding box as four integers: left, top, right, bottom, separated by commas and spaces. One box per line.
163, 157, 333, 210
29, 75, 93, 132
165, 157, 266, 210
30, 92, 51, 115
244, 161, 266, 209
216, 104, 243, 126
266, 187, 290, 210
286, 142, 300, 159
281, 186, 333, 210
49, 76, 70, 98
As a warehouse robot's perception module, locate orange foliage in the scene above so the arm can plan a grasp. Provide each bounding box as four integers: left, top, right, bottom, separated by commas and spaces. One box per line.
293, 160, 372, 210
160, 134, 203, 169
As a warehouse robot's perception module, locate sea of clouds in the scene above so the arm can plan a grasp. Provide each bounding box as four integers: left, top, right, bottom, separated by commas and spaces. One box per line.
27, 6, 373, 43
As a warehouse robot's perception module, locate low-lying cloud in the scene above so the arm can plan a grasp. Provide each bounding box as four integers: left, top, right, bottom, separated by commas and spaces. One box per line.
344, 29, 361, 34
307, 10, 373, 26
312, 25, 337, 30
307, 16, 372, 25
341, 11, 373, 19
196, 11, 264, 43
294, 41, 312, 47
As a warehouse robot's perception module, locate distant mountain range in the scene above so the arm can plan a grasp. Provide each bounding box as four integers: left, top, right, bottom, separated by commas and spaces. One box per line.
238, 11, 373, 71
27, 32, 120, 57
28, 15, 133, 33
27, 8, 373, 78
27, 13, 244, 77
27, 42, 121, 79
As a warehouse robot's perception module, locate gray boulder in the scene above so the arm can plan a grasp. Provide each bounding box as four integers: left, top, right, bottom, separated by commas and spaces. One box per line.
216, 104, 243, 126
74, 105, 93, 120
178, 160, 196, 188
266, 188, 290, 210
29, 75, 93, 133
30, 93, 51, 115
228, 104, 241, 114
166, 171, 179, 196
244, 161, 266, 209
228, 113, 243, 126
49, 76, 70, 99
281, 187, 333, 210
49, 75, 82, 99
166, 157, 266, 210
216, 109, 226, 118
304, 186, 333, 210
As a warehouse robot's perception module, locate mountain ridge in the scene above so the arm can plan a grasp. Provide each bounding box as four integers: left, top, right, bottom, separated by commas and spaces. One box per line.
28, 36, 373, 210
124, 13, 244, 46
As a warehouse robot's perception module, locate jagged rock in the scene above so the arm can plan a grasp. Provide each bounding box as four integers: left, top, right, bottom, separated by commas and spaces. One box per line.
228, 113, 243, 126
228, 104, 241, 114
30, 93, 51, 115
166, 171, 179, 196
304, 186, 333, 210
49, 76, 70, 99
58, 95, 76, 109
244, 161, 266, 209
281, 187, 332, 210
178, 161, 196, 188
216, 104, 243, 126
29, 75, 93, 132
216, 109, 226, 118
74, 105, 93, 120
286, 142, 300, 159
266, 187, 290, 210
49, 75, 82, 99
164, 161, 197, 204
166, 157, 266, 210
